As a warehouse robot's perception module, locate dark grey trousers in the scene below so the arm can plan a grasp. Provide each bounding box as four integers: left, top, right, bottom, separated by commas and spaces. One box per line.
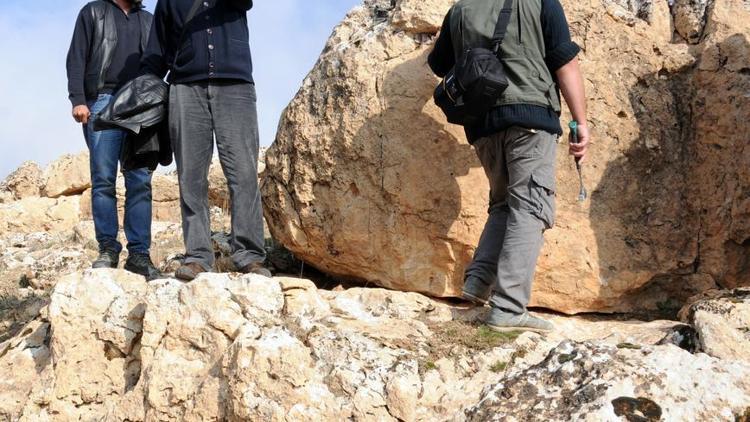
169, 81, 266, 271
465, 127, 558, 314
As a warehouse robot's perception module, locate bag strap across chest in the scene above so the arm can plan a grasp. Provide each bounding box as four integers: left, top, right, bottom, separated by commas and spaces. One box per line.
491, 0, 515, 54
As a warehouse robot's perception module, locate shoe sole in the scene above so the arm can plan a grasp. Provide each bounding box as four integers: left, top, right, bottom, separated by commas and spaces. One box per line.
175, 272, 196, 282
485, 323, 552, 334
462, 291, 489, 305
175, 267, 201, 282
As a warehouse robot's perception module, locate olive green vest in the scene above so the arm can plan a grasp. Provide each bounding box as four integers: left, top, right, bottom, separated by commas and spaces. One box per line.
449, 0, 561, 112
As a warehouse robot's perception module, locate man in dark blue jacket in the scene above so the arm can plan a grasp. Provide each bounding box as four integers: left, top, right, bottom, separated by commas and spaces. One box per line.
66, 0, 161, 280
142, 0, 270, 280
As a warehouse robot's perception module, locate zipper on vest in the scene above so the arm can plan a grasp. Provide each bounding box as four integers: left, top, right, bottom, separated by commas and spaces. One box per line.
517, 0, 523, 45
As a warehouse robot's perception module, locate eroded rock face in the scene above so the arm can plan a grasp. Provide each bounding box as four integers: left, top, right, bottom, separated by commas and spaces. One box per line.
262, 0, 750, 313
1, 270, 748, 421
679, 288, 750, 362
672, 0, 712, 43
0, 196, 82, 234
0, 271, 497, 420
0, 161, 42, 200
42, 152, 90, 198
463, 340, 750, 421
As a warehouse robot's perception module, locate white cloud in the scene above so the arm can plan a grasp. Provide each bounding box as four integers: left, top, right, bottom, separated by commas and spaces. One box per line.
0, 0, 358, 179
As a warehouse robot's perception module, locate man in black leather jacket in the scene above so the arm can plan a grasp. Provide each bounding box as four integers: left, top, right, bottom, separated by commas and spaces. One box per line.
66, 0, 162, 280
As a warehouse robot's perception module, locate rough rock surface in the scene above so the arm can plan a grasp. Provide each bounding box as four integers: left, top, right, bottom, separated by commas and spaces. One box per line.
0, 196, 82, 234
672, 0, 712, 43
42, 152, 90, 198
262, 0, 750, 313
2, 270, 746, 421
464, 340, 750, 421
0, 161, 42, 200
679, 288, 750, 362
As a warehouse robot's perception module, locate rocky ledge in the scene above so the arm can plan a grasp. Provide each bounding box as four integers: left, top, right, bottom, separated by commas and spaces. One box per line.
1, 270, 749, 421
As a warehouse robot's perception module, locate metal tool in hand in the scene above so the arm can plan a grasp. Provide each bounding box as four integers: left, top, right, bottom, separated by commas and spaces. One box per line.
569, 121, 588, 202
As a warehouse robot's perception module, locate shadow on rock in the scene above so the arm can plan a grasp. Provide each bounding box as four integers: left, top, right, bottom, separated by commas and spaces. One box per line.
591, 32, 750, 314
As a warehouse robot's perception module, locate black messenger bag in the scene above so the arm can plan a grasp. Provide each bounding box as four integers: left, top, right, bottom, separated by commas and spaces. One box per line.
434, 0, 514, 126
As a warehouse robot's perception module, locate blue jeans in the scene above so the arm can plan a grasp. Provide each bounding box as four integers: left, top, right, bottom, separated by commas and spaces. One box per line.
84, 94, 153, 255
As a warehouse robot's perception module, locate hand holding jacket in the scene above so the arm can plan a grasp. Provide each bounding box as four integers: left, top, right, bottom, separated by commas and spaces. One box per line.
94, 74, 173, 171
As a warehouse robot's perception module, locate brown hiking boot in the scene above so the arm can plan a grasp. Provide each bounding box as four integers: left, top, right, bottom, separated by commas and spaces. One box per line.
175, 262, 207, 282
240, 262, 272, 278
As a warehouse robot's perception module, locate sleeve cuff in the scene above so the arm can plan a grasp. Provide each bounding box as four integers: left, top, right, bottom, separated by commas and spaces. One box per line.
546, 41, 581, 72
70, 95, 87, 107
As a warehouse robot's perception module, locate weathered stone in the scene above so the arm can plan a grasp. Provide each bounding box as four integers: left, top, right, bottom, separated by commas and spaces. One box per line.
391, 0, 454, 33
42, 152, 90, 198
0, 320, 52, 418
2, 270, 749, 421
1, 0, 750, 419
262, 0, 750, 313
679, 288, 750, 362
0, 196, 81, 234
0, 161, 42, 200
603, 0, 655, 24
672, 0, 711, 43
463, 340, 750, 421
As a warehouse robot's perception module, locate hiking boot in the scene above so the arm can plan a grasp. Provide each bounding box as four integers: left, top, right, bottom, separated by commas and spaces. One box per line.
240, 262, 273, 278
124, 253, 163, 281
93, 250, 119, 269
462, 276, 492, 305
175, 262, 207, 282
485, 308, 554, 333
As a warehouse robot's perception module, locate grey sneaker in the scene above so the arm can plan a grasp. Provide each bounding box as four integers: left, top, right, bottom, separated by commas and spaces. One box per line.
485, 308, 554, 333
462, 276, 492, 305
93, 250, 119, 269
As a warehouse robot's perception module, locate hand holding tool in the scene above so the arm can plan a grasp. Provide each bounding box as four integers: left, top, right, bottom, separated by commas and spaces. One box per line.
569, 121, 588, 202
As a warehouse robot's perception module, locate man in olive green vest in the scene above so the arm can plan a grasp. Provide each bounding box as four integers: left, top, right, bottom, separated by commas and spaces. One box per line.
429, 0, 590, 333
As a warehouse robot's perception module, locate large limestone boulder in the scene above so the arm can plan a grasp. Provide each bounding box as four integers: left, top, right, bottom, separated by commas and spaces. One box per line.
262, 0, 750, 313
42, 151, 91, 198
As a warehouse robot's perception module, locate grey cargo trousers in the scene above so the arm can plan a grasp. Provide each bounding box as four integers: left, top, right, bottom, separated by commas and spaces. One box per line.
465, 127, 558, 314
170, 81, 266, 271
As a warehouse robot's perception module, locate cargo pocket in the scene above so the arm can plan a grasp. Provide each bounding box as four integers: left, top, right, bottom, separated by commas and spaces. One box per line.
529, 167, 557, 230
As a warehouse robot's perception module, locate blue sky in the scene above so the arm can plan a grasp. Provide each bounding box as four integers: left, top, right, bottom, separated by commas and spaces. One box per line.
0, 0, 360, 179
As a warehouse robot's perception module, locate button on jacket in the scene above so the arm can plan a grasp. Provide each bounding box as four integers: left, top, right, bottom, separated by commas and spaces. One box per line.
141, 0, 254, 84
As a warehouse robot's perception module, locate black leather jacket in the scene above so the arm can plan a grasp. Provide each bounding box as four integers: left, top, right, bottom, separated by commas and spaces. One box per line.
94, 74, 172, 171
84, 1, 152, 99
